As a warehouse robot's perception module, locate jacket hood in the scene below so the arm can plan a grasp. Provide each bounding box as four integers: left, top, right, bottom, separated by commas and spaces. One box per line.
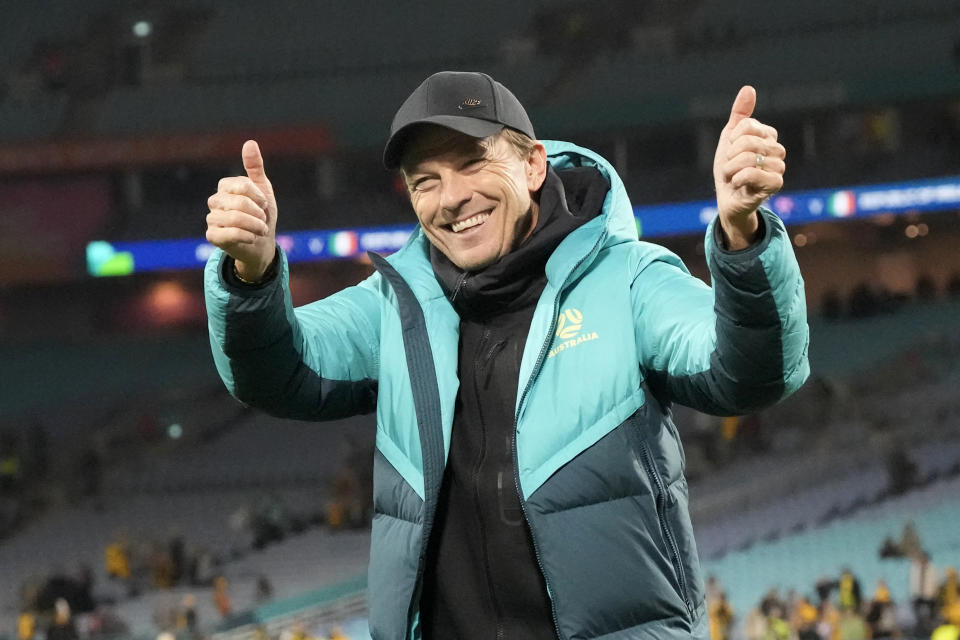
542, 139, 639, 247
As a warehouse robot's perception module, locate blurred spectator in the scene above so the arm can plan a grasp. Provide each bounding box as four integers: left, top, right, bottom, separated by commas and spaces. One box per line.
46, 598, 78, 640
885, 441, 918, 495
765, 604, 792, 640
708, 590, 735, 640
940, 568, 960, 621
745, 606, 767, 640
328, 627, 350, 640
17, 609, 36, 640
248, 495, 290, 548
105, 535, 132, 595
149, 540, 175, 588
36, 569, 95, 615
213, 576, 232, 618
190, 546, 216, 586
865, 579, 898, 638
256, 574, 274, 603
818, 600, 841, 640
931, 603, 960, 640
836, 606, 870, 640
761, 588, 786, 617
290, 622, 313, 640
86, 606, 129, 638
838, 568, 863, 612
911, 552, 940, 636
74, 564, 95, 612
0, 431, 22, 494
816, 575, 839, 604
791, 596, 819, 640
901, 520, 925, 559
176, 594, 198, 635
169, 530, 186, 585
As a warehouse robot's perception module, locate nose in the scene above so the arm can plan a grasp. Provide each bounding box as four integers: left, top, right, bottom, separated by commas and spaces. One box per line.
439, 171, 472, 213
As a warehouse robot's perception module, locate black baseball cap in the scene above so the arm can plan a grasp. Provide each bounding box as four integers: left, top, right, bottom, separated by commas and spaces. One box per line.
383, 71, 536, 169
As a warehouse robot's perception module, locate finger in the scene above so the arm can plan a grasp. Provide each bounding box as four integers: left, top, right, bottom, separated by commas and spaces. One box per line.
216, 177, 268, 208
242, 140, 271, 193
206, 210, 270, 236
730, 167, 784, 194
722, 153, 786, 183
205, 226, 260, 247
726, 136, 786, 161
207, 192, 268, 223
730, 117, 778, 142
725, 85, 756, 130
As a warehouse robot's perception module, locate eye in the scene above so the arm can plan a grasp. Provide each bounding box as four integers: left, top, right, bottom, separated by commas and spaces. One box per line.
411, 177, 438, 192
461, 157, 486, 171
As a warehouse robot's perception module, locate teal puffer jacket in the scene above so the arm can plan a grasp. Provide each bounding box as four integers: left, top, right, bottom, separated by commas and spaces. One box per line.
204, 140, 810, 639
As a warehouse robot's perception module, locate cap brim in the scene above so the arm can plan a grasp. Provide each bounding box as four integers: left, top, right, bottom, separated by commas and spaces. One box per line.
383, 115, 505, 169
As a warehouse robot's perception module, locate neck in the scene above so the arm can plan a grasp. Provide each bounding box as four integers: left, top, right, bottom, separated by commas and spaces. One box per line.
518, 200, 540, 246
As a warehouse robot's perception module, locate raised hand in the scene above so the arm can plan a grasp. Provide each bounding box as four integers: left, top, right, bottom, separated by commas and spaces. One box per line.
206, 140, 278, 281
713, 86, 786, 249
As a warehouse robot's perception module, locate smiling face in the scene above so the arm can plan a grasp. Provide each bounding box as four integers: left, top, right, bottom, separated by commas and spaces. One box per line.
401, 126, 547, 271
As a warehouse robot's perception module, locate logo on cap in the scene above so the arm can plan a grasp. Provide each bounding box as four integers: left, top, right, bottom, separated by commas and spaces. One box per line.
458, 98, 483, 110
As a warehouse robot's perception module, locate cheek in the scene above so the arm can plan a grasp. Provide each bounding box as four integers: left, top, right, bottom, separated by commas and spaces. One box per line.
411, 196, 436, 226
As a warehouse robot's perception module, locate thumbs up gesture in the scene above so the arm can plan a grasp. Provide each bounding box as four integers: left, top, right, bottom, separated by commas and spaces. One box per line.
713, 86, 786, 249
206, 140, 278, 281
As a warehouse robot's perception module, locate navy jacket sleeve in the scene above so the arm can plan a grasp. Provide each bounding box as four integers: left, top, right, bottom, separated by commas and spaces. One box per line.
204, 247, 381, 420
632, 208, 809, 415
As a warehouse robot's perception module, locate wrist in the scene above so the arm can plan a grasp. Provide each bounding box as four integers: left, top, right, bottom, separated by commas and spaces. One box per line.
234, 250, 276, 283
719, 211, 761, 250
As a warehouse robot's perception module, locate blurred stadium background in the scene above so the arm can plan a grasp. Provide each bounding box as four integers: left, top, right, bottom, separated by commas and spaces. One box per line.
2, 1, 960, 639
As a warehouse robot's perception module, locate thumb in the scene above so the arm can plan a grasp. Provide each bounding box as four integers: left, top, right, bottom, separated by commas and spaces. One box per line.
726, 85, 757, 129
241, 140, 272, 194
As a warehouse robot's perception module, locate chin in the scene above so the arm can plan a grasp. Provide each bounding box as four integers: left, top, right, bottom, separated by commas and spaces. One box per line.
452, 251, 498, 272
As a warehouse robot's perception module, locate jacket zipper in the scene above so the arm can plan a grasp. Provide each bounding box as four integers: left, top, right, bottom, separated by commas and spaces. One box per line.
470, 329, 508, 638
638, 440, 692, 613
511, 231, 606, 640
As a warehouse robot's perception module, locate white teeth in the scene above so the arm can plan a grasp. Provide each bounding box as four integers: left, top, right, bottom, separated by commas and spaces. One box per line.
450, 212, 490, 233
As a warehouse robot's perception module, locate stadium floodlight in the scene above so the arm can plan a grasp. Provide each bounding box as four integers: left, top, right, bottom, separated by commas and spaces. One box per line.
132, 21, 152, 38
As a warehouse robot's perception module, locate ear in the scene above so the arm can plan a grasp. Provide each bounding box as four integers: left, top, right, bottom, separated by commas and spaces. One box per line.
526, 142, 548, 193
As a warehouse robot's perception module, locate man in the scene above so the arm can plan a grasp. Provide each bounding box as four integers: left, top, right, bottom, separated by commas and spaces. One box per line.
204, 71, 809, 639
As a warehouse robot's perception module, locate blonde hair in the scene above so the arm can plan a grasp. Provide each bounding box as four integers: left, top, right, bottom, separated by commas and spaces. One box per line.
497, 127, 537, 159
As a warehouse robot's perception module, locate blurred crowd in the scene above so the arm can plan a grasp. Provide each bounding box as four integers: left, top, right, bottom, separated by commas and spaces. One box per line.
707, 535, 960, 640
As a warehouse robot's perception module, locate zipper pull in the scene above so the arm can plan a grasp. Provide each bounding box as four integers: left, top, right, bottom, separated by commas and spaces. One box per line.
450, 272, 468, 303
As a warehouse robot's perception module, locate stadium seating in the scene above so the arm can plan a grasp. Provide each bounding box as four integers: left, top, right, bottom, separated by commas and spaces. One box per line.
101, 413, 373, 494
702, 474, 960, 624
694, 435, 960, 558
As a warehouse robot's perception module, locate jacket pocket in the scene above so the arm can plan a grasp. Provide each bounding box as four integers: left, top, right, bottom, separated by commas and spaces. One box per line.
637, 438, 694, 616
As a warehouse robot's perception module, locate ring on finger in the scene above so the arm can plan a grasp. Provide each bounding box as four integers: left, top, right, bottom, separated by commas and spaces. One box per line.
756, 154, 766, 169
